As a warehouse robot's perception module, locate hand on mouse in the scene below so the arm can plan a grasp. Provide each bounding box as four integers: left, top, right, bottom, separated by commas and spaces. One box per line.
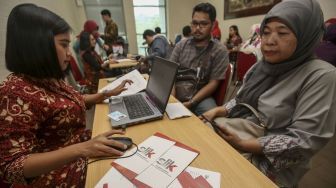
76, 130, 127, 158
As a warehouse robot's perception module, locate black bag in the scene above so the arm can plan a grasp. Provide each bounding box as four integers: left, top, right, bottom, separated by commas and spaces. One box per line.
175, 67, 199, 102
174, 41, 214, 102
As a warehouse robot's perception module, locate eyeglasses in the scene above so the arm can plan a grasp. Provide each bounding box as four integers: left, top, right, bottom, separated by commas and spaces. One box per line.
191, 21, 211, 28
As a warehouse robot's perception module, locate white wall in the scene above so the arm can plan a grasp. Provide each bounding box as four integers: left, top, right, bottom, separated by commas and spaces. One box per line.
167, 0, 199, 42
0, 0, 87, 81
205, 0, 336, 42
123, 0, 137, 54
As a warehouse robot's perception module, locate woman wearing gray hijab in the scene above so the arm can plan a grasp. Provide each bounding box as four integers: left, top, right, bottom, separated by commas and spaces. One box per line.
200, 0, 336, 186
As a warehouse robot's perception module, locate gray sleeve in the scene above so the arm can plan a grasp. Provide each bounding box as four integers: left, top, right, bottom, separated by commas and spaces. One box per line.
209, 45, 229, 80
147, 38, 167, 60
258, 69, 336, 170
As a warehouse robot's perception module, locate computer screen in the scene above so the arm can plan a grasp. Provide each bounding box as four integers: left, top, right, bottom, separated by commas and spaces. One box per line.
146, 57, 179, 113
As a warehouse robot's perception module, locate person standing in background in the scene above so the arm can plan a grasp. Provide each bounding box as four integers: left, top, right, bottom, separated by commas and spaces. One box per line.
226, 25, 242, 50
226, 25, 242, 62
101, 9, 118, 55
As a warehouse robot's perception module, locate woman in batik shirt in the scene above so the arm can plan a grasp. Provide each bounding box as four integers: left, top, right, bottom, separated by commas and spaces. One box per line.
0, 4, 131, 187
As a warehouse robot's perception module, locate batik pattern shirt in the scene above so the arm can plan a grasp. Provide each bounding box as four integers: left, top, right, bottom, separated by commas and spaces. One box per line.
0, 73, 91, 187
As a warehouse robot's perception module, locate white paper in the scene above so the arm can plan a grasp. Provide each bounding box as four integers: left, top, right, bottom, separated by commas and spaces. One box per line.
169, 166, 221, 188
135, 145, 199, 188
99, 70, 147, 96
113, 135, 176, 174
94, 168, 135, 188
112, 133, 200, 187
116, 58, 134, 63
166, 103, 192, 119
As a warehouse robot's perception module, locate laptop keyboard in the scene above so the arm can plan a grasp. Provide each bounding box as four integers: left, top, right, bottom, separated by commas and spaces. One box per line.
123, 94, 154, 119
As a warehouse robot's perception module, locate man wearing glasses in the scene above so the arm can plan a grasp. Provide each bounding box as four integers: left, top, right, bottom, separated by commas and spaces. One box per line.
170, 3, 229, 115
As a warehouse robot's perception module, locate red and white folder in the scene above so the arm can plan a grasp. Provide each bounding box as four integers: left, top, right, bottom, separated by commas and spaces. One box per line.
111, 132, 199, 187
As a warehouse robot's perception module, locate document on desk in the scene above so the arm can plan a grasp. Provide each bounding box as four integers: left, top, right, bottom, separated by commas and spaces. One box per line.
94, 167, 135, 188
98, 69, 147, 96
169, 166, 221, 188
166, 102, 192, 120
116, 58, 135, 63
112, 132, 199, 188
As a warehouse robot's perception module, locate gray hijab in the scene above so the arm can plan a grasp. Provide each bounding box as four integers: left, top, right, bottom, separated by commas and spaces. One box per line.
230, 0, 325, 118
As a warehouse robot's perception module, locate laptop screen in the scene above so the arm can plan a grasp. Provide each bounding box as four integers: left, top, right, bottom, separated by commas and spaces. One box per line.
146, 57, 179, 113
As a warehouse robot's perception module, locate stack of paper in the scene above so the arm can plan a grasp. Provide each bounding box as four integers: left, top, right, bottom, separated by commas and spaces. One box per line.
166, 103, 192, 120
99, 69, 147, 96
95, 133, 221, 188
95, 166, 221, 188
116, 58, 134, 63
169, 166, 221, 188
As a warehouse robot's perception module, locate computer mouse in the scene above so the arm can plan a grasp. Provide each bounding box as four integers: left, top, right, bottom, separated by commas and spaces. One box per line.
108, 137, 133, 152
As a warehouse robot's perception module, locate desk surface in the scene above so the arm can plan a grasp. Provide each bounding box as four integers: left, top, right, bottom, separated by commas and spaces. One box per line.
109, 59, 138, 69
85, 78, 277, 188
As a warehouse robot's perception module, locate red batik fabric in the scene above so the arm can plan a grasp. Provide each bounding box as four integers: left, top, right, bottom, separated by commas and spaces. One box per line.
0, 73, 91, 187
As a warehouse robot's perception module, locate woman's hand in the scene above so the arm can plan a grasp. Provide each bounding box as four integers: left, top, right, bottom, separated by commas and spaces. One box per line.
199, 107, 221, 122
182, 101, 192, 109
105, 79, 133, 97
216, 125, 243, 150
109, 59, 118, 64
77, 130, 127, 158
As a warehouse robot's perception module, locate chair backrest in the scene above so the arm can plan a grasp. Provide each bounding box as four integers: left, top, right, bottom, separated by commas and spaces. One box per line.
236, 51, 257, 82
213, 63, 234, 106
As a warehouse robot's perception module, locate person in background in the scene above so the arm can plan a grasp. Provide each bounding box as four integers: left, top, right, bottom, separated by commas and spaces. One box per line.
72, 20, 106, 75
170, 3, 229, 115
211, 19, 221, 41
200, 0, 336, 186
175, 25, 192, 44
240, 24, 262, 61
315, 23, 336, 66
226, 25, 242, 62
100, 9, 118, 55
141, 29, 171, 64
154, 26, 161, 34
0, 4, 132, 187
80, 32, 115, 93
226, 25, 242, 50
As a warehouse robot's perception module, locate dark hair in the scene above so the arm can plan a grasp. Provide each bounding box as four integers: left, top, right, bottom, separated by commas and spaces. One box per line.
143, 29, 156, 39
154, 27, 161, 34
227, 25, 241, 44
182, 25, 192, 37
79, 32, 92, 51
192, 3, 216, 22
6, 4, 71, 79
101, 9, 111, 17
